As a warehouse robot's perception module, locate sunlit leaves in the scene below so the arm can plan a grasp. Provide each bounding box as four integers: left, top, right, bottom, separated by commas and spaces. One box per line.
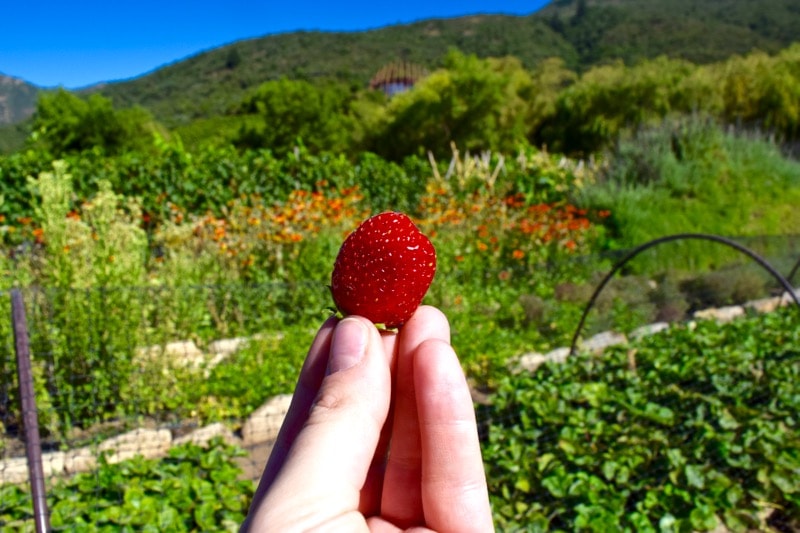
485, 309, 800, 531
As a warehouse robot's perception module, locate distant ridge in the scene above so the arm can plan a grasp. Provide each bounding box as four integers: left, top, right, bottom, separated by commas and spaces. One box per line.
0, 74, 39, 125
2, 0, 799, 129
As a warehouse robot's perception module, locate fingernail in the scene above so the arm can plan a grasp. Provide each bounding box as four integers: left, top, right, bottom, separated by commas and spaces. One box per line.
328, 318, 369, 374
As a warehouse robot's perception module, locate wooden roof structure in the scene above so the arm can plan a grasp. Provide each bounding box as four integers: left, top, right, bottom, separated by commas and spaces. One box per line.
369, 61, 428, 96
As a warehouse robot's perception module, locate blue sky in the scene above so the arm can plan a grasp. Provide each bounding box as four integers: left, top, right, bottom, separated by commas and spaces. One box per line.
3, 1, 550, 88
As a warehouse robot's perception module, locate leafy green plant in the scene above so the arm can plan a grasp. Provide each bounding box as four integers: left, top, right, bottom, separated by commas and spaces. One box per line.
0, 438, 253, 532
485, 308, 800, 531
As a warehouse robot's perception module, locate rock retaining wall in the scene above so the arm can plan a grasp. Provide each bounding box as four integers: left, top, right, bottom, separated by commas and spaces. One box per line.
1, 288, 796, 485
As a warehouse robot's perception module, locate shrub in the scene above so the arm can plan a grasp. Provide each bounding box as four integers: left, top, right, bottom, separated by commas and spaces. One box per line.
680, 265, 769, 311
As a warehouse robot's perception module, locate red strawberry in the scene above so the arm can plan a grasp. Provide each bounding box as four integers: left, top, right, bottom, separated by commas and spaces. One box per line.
331, 211, 436, 328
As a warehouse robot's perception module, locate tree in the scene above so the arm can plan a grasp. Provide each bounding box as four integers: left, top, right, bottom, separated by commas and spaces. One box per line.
371, 50, 536, 160
31, 89, 160, 156
225, 47, 242, 70
234, 78, 353, 155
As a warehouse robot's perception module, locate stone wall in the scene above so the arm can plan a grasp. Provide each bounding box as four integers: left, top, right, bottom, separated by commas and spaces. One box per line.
1, 287, 796, 485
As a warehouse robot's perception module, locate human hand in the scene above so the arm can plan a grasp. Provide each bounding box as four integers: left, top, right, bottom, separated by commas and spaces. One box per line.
241, 305, 494, 532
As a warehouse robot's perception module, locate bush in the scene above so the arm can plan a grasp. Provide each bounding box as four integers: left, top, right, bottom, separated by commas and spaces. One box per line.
680, 265, 769, 311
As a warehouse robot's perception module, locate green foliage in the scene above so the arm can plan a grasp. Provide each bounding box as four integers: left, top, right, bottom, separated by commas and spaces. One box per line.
576, 118, 800, 255
719, 44, 800, 138
542, 0, 797, 66
233, 78, 354, 155
485, 309, 800, 531
0, 122, 29, 155
679, 265, 770, 312
540, 56, 701, 154
81, 0, 799, 130
371, 50, 535, 159
5, 164, 150, 436
30, 90, 161, 156
0, 142, 430, 230
8, 41, 800, 163
0, 438, 252, 531
186, 328, 311, 422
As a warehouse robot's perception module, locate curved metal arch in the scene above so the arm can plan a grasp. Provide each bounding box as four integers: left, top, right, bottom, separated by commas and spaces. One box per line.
570, 233, 800, 355
788, 255, 800, 285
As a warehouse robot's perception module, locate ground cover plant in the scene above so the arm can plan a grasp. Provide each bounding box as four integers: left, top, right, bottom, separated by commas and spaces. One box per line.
485, 308, 800, 532
0, 438, 252, 532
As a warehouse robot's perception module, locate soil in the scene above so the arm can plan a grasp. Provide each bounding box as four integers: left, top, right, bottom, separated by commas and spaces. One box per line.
236, 439, 275, 483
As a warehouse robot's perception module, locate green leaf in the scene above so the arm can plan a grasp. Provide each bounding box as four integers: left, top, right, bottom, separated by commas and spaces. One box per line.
542, 473, 570, 498
769, 469, 797, 493
685, 464, 705, 489
689, 503, 719, 531
717, 408, 740, 430
193, 501, 219, 530
514, 477, 531, 493
658, 513, 676, 533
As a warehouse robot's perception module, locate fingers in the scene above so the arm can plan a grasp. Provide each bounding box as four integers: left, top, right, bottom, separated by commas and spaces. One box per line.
416, 339, 494, 533
380, 306, 451, 527
246, 314, 338, 516
245, 316, 392, 531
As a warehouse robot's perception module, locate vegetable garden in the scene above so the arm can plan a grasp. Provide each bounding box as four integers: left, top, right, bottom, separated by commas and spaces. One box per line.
0, 43, 799, 532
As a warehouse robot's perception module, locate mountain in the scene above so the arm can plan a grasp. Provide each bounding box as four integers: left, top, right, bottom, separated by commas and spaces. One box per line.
91, 0, 800, 127
3, 0, 800, 131
0, 74, 38, 124
90, 15, 574, 127
538, 0, 800, 65
0, 75, 38, 152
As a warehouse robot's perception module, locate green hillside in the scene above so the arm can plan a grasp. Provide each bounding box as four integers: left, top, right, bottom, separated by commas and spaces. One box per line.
540, 0, 800, 64
90, 0, 800, 127
2, 0, 799, 140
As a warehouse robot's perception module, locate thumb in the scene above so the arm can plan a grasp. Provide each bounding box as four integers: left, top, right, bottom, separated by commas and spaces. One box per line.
252, 317, 391, 529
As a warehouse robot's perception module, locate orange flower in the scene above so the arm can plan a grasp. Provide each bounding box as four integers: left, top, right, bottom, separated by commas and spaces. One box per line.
512, 249, 525, 260
476, 241, 488, 252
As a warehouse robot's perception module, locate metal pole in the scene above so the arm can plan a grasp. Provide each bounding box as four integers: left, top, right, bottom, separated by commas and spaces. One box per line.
569, 233, 800, 355
11, 289, 50, 533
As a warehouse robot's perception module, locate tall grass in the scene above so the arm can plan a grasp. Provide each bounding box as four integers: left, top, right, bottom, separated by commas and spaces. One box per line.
576, 118, 800, 272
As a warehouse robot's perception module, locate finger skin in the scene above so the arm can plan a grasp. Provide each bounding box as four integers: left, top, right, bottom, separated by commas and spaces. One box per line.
416, 338, 495, 533
242, 306, 494, 533
380, 306, 451, 527
359, 329, 402, 516
244, 314, 338, 526
243, 316, 392, 531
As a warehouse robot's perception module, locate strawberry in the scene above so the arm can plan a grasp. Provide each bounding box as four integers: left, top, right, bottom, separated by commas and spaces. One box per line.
331, 211, 436, 328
